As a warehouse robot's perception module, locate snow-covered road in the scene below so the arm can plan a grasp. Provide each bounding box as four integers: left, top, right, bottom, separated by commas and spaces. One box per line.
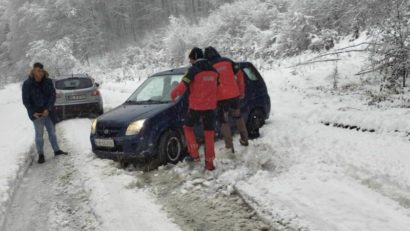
2, 119, 182, 231
2, 118, 270, 231
3, 132, 99, 231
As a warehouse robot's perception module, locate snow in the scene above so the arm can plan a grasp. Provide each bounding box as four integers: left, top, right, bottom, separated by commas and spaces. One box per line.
230, 37, 410, 230
99, 80, 142, 109
0, 82, 179, 230
60, 119, 181, 231
1, 36, 410, 230
0, 83, 34, 225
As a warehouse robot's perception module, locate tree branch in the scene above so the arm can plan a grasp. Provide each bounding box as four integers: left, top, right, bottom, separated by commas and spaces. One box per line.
289, 59, 342, 68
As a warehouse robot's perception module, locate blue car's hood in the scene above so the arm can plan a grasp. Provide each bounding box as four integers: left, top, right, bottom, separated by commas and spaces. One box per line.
97, 103, 172, 127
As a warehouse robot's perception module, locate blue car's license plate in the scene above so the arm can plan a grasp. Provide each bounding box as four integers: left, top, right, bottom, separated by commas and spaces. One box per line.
95, 138, 115, 148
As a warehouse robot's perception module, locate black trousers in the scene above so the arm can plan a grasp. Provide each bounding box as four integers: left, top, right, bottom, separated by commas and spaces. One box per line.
184, 109, 216, 131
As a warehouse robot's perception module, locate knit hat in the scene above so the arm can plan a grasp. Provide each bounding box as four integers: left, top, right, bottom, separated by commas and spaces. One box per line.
188, 47, 204, 60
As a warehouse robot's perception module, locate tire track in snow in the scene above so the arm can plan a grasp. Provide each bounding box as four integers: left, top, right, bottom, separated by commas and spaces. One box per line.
131, 164, 272, 231
2, 128, 99, 231
123, 142, 286, 231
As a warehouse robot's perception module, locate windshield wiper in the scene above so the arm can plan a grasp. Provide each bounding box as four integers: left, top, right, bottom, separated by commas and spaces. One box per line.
125, 100, 138, 104
140, 99, 164, 104
125, 99, 172, 105
139, 99, 173, 104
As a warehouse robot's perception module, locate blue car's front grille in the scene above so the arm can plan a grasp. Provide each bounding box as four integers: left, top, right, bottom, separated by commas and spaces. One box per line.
96, 125, 122, 138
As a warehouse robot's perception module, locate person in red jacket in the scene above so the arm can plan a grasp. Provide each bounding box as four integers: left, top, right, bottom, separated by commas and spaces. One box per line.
171, 47, 219, 171
204, 47, 249, 153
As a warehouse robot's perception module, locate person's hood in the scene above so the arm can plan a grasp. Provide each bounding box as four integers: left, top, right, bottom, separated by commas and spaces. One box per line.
28, 70, 50, 83
204, 47, 221, 61
28, 70, 49, 78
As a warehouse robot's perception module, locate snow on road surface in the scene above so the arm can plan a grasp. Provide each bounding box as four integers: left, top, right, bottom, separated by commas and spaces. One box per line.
3, 119, 181, 231
59, 119, 181, 231
3, 130, 99, 231
1, 79, 183, 231
0, 84, 35, 226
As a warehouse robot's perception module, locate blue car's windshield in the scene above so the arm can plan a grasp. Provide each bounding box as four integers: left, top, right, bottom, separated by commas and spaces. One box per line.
126, 75, 183, 104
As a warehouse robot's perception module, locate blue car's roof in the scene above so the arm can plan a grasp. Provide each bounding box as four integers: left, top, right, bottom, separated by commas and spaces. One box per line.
150, 62, 250, 78
151, 66, 189, 77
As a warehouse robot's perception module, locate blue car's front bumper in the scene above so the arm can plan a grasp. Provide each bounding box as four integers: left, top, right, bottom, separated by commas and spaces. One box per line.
90, 134, 157, 161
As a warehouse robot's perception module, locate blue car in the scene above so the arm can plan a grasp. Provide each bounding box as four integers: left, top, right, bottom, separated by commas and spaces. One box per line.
90, 62, 270, 164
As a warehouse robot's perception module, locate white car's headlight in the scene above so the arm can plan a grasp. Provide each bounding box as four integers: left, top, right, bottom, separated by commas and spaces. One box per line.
91, 119, 97, 135
126, 120, 145, 136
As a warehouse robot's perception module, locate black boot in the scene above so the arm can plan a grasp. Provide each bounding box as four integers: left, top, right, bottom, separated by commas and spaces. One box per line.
38, 154, 45, 164
54, 150, 68, 156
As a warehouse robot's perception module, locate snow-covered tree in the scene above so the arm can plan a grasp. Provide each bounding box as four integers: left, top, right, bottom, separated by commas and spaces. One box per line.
369, 0, 410, 91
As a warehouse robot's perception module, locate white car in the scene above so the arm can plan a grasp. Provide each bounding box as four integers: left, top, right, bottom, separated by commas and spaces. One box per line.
53, 74, 103, 122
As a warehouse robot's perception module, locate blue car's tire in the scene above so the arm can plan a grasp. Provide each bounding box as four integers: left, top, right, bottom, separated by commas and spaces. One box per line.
247, 109, 266, 139
158, 130, 184, 165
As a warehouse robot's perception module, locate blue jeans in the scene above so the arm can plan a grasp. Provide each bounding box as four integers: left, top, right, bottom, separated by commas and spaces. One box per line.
33, 117, 60, 155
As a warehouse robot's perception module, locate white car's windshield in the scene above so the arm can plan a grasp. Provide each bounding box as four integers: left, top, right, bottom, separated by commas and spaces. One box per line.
126, 75, 183, 104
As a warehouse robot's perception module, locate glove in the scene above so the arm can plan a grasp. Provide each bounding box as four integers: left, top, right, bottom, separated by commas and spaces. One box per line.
171, 82, 187, 102
171, 90, 178, 102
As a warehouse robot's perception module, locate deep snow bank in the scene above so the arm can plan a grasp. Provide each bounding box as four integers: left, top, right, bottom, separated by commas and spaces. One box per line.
231, 37, 410, 230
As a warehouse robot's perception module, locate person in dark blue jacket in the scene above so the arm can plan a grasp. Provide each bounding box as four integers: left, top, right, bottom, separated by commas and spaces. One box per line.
22, 63, 67, 164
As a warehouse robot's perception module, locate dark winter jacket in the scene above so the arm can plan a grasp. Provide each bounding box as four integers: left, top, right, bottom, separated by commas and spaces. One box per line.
22, 74, 56, 121
171, 59, 219, 111
204, 47, 245, 100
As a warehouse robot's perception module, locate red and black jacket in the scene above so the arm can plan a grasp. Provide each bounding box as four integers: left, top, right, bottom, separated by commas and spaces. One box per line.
171, 59, 219, 111
208, 57, 245, 101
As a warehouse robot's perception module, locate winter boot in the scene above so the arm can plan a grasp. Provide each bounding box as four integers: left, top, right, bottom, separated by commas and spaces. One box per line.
38, 154, 45, 164
204, 130, 215, 171
54, 150, 68, 156
236, 118, 249, 146
221, 123, 234, 150
183, 126, 200, 160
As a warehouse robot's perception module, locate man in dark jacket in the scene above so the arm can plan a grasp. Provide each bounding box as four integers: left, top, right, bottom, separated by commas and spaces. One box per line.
204, 47, 249, 153
171, 48, 219, 171
22, 63, 67, 164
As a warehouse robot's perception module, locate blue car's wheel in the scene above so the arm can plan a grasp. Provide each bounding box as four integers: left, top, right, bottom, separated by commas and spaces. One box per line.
158, 130, 184, 164
247, 108, 266, 139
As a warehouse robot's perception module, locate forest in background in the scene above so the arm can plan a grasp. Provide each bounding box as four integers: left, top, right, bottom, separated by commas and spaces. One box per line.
0, 0, 409, 92
0, 0, 232, 81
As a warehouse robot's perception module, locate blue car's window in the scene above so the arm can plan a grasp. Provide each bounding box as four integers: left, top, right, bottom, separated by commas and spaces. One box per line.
243, 67, 259, 81
126, 75, 183, 104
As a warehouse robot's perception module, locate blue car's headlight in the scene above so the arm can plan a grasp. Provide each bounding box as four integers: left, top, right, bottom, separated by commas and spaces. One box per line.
125, 120, 145, 136
91, 119, 97, 135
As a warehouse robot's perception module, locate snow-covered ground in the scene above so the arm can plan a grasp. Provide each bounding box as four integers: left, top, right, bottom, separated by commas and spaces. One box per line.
233, 38, 410, 230
1, 37, 410, 231
0, 82, 180, 230
0, 83, 34, 226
